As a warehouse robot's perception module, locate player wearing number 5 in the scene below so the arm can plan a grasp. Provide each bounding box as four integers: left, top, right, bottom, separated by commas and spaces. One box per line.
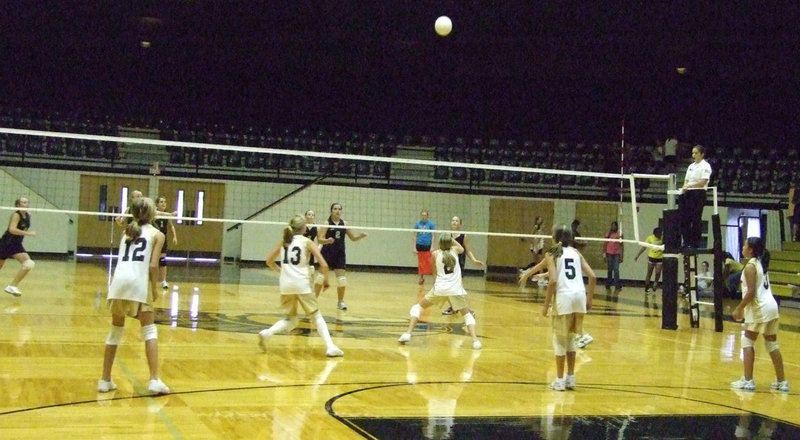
542, 225, 596, 391
98, 197, 170, 395
260, 215, 343, 357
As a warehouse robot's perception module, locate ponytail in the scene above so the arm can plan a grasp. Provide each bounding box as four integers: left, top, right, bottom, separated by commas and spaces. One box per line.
441, 250, 456, 272
125, 221, 142, 241
282, 226, 294, 245
284, 215, 306, 245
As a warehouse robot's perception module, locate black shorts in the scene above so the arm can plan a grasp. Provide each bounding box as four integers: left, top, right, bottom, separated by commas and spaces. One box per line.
0, 242, 26, 260
648, 256, 663, 264
322, 249, 346, 270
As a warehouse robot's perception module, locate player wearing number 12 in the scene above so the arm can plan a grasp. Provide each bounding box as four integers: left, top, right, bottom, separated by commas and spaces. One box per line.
99, 197, 170, 395
542, 224, 596, 391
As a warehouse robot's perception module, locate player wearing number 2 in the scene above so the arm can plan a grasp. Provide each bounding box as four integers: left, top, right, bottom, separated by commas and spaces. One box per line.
260, 215, 343, 357
98, 197, 169, 395
398, 234, 482, 350
542, 224, 596, 391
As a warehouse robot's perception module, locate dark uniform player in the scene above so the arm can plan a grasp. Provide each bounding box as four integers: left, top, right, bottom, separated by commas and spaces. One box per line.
1, 197, 36, 297
317, 203, 367, 310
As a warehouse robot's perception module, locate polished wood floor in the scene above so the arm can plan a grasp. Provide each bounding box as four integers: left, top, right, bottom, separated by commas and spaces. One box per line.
1, 260, 798, 439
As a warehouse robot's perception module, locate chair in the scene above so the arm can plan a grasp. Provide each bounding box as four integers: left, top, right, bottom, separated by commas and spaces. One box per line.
336, 160, 353, 176
299, 157, 316, 172
207, 150, 223, 167
355, 161, 371, 176
226, 152, 242, 168
452, 167, 467, 180
244, 153, 263, 169
46, 138, 66, 156
373, 162, 390, 178
470, 168, 486, 183
262, 154, 279, 170
280, 155, 297, 171
319, 158, 334, 174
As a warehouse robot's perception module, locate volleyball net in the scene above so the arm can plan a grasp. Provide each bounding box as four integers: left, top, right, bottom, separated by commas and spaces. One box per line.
0, 127, 675, 272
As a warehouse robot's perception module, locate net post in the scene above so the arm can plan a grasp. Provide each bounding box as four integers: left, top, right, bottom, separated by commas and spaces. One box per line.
661, 208, 680, 330
667, 173, 677, 209
711, 214, 724, 332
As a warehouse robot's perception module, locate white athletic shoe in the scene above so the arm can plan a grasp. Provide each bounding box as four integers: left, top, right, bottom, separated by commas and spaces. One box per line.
398, 333, 411, 344
549, 378, 566, 391
578, 334, 594, 348
472, 340, 482, 350
337, 301, 348, 311
97, 379, 117, 393
770, 380, 790, 392
565, 375, 576, 390
326, 346, 344, 357
731, 377, 756, 391
4, 285, 22, 297
258, 332, 270, 353
148, 378, 170, 395
161, 281, 169, 289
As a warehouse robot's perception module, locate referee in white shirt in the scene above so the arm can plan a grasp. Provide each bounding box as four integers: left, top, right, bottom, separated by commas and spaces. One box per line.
680, 145, 712, 248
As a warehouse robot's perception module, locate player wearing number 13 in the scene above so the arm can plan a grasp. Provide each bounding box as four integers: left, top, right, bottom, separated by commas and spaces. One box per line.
542, 225, 596, 391
99, 197, 170, 395
260, 215, 343, 357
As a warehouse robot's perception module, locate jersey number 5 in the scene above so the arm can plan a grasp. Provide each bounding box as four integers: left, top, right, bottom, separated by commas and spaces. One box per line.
564, 258, 576, 279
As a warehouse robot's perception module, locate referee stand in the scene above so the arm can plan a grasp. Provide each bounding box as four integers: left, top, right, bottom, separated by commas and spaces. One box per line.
662, 210, 724, 332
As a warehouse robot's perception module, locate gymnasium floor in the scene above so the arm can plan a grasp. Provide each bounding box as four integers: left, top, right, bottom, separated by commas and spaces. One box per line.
0, 260, 797, 439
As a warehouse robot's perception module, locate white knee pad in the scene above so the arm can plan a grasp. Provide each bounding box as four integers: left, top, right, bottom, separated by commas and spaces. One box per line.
141, 324, 158, 341
464, 312, 476, 327
410, 304, 423, 319
552, 334, 567, 356
567, 333, 577, 352
105, 325, 124, 345
741, 334, 755, 349
336, 276, 347, 287
21, 259, 35, 270
764, 339, 779, 353
314, 272, 325, 286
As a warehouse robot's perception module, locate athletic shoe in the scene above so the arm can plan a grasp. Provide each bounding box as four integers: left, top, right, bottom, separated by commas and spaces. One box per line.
398, 333, 411, 344
148, 378, 170, 395
578, 334, 594, 348
442, 307, 454, 315
326, 346, 344, 357
731, 377, 756, 391
337, 301, 347, 311
97, 379, 117, 393
549, 378, 566, 391
565, 375, 576, 390
472, 340, 482, 350
161, 281, 169, 289
645, 287, 652, 294
4, 285, 21, 297
770, 380, 790, 392
258, 332, 270, 353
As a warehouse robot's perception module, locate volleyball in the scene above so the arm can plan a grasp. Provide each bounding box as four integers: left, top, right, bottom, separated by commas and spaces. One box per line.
435, 16, 452, 37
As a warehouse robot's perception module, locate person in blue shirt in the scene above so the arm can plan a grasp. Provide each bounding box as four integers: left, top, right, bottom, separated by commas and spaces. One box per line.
413, 210, 435, 285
